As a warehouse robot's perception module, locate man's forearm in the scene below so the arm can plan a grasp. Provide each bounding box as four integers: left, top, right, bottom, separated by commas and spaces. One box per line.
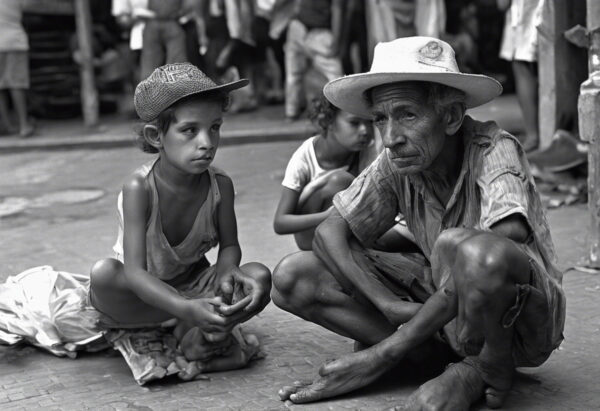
313, 212, 418, 323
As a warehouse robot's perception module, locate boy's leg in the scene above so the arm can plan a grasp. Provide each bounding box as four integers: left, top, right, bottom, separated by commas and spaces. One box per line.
285, 20, 309, 119
89, 258, 173, 326
513, 60, 539, 152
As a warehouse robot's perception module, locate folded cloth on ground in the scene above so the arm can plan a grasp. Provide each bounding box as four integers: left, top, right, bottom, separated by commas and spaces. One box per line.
105, 326, 263, 385
0, 266, 106, 357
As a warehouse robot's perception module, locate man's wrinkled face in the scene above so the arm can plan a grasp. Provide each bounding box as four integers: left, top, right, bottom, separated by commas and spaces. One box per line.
371, 82, 447, 174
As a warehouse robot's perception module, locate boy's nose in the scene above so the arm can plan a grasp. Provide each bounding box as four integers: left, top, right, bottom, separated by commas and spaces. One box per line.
195, 131, 214, 150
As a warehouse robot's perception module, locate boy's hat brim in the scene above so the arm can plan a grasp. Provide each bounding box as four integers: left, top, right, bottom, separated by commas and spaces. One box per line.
135, 63, 249, 121
323, 37, 502, 117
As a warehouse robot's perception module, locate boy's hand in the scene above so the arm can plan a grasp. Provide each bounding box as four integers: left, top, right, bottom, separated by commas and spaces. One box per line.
216, 266, 268, 325
183, 297, 231, 333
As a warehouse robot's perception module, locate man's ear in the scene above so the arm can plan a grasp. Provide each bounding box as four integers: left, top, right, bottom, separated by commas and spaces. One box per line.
143, 125, 162, 150
444, 103, 466, 136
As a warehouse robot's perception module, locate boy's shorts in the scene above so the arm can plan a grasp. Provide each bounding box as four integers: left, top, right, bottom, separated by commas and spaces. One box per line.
349, 241, 566, 368
0, 51, 29, 89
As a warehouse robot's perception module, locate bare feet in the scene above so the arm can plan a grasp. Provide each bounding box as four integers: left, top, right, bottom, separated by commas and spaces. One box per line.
279, 347, 390, 404
179, 326, 233, 361
403, 360, 484, 411
465, 356, 514, 409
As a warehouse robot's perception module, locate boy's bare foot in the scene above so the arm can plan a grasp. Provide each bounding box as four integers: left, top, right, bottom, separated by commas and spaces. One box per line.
179, 326, 232, 361
403, 360, 484, 411
279, 347, 389, 404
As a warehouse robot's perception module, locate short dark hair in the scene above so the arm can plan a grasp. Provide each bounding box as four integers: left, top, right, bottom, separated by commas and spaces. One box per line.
308, 95, 339, 137
134, 90, 230, 153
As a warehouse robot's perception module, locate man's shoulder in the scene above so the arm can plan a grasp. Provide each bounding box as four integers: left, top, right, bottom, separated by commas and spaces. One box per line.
462, 116, 523, 159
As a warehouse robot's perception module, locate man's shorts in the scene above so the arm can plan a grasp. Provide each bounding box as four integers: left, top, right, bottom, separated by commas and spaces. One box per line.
0, 51, 29, 89
349, 241, 566, 368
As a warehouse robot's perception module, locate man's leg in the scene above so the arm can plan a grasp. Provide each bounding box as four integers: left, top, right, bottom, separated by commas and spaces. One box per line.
280, 229, 536, 408
272, 251, 397, 345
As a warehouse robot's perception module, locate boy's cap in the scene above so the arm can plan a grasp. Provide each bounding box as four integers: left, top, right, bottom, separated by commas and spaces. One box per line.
134, 63, 248, 121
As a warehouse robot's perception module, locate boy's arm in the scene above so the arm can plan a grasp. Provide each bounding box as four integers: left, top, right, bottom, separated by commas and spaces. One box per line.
215, 174, 269, 317
122, 176, 227, 330
273, 187, 331, 234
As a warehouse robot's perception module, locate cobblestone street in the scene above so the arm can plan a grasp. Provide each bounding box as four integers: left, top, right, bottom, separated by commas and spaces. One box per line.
1, 142, 599, 410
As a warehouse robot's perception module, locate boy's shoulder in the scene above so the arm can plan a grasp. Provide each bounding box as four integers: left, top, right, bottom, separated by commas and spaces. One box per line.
209, 165, 230, 179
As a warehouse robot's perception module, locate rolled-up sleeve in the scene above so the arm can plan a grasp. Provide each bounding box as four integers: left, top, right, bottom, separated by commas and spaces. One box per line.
333, 154, 399, 246
477, 136, 530, 230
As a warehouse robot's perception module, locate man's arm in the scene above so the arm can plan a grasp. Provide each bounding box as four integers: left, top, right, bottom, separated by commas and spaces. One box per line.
313, 209, 421, 325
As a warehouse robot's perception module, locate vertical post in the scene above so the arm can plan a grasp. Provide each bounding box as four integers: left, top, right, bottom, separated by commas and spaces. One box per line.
74, 0, 99, 127
578, 0, 600, 267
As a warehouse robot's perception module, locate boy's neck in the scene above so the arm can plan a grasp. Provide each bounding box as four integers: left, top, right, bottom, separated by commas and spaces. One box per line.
154, 156, 205, 192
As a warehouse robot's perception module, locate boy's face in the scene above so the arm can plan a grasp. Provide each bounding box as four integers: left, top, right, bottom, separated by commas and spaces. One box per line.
160, 98, 223, 174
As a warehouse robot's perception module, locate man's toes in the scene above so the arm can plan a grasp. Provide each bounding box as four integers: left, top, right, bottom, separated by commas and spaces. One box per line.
485, 386, 509, 409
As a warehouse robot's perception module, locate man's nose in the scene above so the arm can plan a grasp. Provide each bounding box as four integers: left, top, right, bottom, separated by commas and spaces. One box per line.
382, 121, 407, 147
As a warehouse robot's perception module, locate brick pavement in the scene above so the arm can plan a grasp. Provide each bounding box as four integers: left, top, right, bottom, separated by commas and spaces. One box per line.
1, 143, 599, 410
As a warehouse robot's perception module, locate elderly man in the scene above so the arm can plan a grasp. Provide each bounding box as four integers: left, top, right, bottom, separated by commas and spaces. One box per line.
271, 36, 565, 409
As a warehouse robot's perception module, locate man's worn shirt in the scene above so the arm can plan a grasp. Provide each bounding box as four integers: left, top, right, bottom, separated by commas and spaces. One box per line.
333, 116, 561, 285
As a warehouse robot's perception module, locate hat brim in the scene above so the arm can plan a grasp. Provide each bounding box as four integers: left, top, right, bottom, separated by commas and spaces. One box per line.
323, 72, 502, 117
162, 78, 249, 116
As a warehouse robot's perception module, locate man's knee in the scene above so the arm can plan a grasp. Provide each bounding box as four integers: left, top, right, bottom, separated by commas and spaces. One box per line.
271, 253, 319, 311
454, 234, 512, 294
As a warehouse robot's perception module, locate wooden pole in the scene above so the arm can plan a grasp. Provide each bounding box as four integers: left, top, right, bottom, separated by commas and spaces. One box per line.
74, 0, 99, 127
578, 0, 600, 267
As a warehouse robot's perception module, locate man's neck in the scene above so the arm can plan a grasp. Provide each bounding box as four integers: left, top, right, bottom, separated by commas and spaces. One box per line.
421, 133, 464, 206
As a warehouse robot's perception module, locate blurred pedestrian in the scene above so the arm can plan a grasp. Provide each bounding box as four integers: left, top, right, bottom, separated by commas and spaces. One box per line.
139, 0, 188, 79
0, 0, 34, 138
499, 0, 543, 152
284, 0, 345, 121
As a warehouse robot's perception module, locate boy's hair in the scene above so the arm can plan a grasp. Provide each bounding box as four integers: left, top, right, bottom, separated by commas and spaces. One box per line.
308, 95, 339, 137
135, 90, 230, 154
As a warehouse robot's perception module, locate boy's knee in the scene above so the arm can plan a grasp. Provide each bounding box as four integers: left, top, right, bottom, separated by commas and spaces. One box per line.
242, 262, 272, 288
90, 258, 123, 292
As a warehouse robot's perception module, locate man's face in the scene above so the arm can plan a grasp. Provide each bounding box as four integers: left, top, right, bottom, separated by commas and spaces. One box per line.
370, 82, 447, 174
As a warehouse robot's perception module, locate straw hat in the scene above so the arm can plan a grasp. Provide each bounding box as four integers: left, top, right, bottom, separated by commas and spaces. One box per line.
135, 63, 248, 121
324, 36, 502, 117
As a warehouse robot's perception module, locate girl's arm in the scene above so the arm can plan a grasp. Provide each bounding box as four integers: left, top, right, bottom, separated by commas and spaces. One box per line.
273, 187, 332, 234
121, 175, 226, 330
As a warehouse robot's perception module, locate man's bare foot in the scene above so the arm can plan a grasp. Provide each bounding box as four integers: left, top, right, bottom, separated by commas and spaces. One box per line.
278, 347, 390, 404
403, 360, 484, 411
464, 356, 514, 409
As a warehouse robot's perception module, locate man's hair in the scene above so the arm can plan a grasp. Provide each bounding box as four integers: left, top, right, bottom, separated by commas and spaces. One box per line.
369, 81, 467, 117
425, 82, 467, 117
134, 90, 230, 154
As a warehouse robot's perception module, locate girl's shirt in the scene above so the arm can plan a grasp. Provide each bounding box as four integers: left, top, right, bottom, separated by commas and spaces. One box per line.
113, 159, 225, 281
281, 135, 358, 195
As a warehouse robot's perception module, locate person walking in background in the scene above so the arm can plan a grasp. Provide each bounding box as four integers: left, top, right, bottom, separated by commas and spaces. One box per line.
284, 0, 345, 121
499, 0, 543, 152
139, 0, 189, 79
0, 0, 34, 138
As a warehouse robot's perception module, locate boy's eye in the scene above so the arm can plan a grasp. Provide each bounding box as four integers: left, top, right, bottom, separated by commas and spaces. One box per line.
182, 127, 196, 135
